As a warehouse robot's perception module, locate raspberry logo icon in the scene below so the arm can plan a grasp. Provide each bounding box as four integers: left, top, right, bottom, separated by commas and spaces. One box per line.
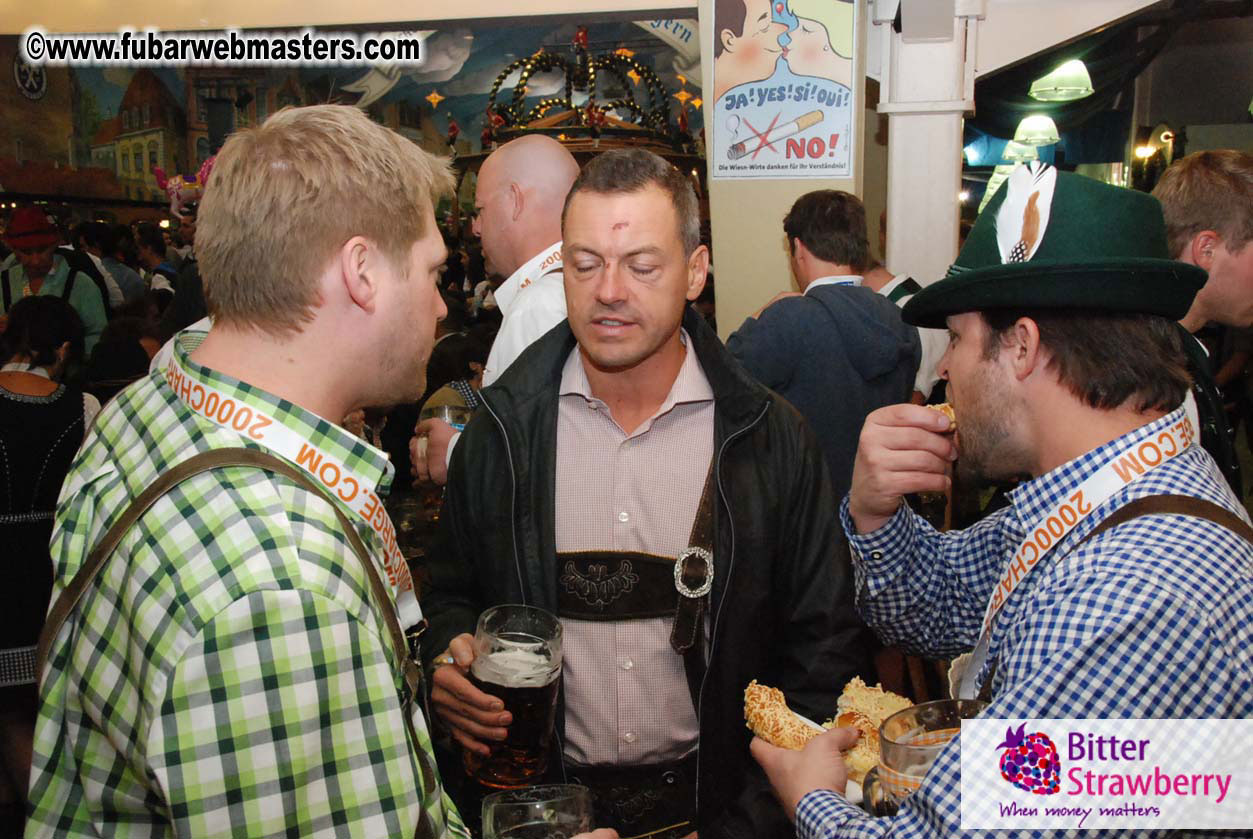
996, 723, 1061, 795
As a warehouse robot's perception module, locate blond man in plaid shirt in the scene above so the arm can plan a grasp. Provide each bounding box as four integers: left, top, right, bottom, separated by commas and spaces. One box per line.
27, 106, 469, 839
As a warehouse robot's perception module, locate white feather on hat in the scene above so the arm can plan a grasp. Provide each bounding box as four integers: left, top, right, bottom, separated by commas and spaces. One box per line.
994, 162, 1057, 265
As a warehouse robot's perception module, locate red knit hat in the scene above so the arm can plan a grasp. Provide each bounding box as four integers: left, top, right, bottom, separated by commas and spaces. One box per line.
4, 206, 58, 250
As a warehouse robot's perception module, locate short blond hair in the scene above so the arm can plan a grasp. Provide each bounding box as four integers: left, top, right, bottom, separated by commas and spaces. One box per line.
1153, 149, 1253, 259
198, 104, 454, 332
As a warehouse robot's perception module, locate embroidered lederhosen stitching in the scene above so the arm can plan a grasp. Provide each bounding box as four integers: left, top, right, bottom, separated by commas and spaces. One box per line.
560, 559, 641, 609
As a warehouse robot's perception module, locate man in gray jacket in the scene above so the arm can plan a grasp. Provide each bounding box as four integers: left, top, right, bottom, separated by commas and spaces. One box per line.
727, 190, 920, 502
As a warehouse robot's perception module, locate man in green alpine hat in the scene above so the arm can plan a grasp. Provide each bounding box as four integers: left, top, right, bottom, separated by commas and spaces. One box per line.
750, 163, 1253, 839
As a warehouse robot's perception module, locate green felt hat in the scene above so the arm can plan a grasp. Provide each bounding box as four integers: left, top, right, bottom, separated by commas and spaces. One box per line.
902, 163, 1206, 329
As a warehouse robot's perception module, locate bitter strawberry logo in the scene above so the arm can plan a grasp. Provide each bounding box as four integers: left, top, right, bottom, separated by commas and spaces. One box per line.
996, 723, 1061, 795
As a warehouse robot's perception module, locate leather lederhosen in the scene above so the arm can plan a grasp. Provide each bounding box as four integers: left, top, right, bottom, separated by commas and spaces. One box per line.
554, 464, 715, 839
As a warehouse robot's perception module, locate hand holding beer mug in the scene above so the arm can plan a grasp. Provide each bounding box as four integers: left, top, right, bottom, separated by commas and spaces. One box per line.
432, 604, 563, 788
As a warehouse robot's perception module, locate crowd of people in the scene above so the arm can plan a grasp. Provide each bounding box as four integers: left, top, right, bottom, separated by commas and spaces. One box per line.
0, 102, 1250, 839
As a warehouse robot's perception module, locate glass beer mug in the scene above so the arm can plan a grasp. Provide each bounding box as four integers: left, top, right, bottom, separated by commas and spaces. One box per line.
463, 604, 563, 789
481, 784, 592, 839
863, 699, 986, 816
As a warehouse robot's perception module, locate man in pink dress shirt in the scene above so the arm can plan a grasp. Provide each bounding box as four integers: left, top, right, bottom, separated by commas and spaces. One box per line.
422, 149, 869, 839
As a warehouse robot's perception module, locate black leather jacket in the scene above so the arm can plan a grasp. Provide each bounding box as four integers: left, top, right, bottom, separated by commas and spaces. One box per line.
423, 309, 871, 838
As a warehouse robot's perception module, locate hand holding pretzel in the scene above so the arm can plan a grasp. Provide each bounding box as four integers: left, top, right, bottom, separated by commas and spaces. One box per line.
848, 404, 957, 535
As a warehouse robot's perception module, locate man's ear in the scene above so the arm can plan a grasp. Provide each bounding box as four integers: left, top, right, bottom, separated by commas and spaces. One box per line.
339, 236, 379, 312
686, 244, 710, 301
509, 182, 525, 223
1008, 316, 1044, 382
1188, 231, 1221, 272
720, 29, 738, 54
790, 238, 815, 276
791, 238, 811, 262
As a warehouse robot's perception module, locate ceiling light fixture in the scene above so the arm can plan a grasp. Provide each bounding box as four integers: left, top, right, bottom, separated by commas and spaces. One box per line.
1029, 59, 1094, 102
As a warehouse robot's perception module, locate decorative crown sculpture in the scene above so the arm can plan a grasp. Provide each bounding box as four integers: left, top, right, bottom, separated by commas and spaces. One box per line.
482, 26, 694, 153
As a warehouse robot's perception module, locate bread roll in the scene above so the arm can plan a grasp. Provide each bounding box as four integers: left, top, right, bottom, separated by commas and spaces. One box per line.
927, 402, 957, 430
833, 678, 913, 783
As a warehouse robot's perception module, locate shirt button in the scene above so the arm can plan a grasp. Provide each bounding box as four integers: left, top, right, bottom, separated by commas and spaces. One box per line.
620, 657, 634, 671
618, 511, 630, 523
870, 550, 883, 560
623, 732, 637, 744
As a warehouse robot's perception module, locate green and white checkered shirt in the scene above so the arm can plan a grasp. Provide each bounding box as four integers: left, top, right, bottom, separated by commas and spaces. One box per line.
28, 336, 467, 839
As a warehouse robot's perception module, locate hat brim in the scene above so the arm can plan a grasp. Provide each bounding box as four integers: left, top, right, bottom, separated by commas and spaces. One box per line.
901, 258, 1207, 329
4, 230, 59, 250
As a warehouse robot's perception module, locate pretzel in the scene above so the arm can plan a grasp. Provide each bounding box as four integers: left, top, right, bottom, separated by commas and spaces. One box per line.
743, 680, 822, 750
743, 678, 912, 783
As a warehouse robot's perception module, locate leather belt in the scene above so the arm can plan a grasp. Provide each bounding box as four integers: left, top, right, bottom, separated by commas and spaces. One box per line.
565, 752, 697, 839
554, 461, 715, 710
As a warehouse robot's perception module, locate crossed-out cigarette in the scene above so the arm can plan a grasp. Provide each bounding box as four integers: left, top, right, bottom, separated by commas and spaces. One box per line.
728, 110, 825, 160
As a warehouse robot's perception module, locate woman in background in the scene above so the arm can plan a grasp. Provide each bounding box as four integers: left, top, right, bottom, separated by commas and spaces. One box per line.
0, 296, 97, 833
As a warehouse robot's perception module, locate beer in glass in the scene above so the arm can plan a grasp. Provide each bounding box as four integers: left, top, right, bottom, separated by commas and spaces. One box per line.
863, 699, 987, 816
463, 604, 562, 788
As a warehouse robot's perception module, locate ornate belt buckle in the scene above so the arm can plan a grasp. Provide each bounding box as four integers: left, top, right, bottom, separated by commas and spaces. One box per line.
674, 547, 713, 598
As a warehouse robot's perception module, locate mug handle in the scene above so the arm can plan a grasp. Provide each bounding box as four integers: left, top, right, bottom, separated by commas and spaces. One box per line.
862, 766, 889, 816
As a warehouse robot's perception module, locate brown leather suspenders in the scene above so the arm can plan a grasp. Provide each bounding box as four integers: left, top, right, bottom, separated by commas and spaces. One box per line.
37, 447, 439, 838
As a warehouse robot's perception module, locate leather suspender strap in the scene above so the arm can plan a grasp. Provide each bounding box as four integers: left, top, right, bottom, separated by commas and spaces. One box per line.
0, 268, 79, 309
1078, 493, 1253, 545
975, 493, 1253, 703
553, 460, 716, 712
36, 447, 438, 839
61, 268, 77, 303
670, 461, 716, 710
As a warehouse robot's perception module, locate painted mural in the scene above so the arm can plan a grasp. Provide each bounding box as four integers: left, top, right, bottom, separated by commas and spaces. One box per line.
0, 18, 700, 208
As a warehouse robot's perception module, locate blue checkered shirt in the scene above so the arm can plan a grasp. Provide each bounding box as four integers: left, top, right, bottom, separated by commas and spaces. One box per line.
796, 408, 1253, 838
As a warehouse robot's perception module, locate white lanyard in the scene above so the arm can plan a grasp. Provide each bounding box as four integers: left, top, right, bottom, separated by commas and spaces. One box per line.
164, 351, 422, 628
494, 244, 563, 314
957, 413, 1197, 699
806, 275, 862, 293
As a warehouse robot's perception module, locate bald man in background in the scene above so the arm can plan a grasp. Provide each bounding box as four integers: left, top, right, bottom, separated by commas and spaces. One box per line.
412, 135, 580, 483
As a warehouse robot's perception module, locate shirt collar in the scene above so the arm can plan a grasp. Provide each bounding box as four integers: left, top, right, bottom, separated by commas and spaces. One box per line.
0, 361, 50, 378
1008, 406, 1188, 528
805, 274, 862, 293
559, 328, 714, 411
879, 274, 908, 297
171, 337, 395, 495
494, 240, 563, 314
14, 253, 69, 290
